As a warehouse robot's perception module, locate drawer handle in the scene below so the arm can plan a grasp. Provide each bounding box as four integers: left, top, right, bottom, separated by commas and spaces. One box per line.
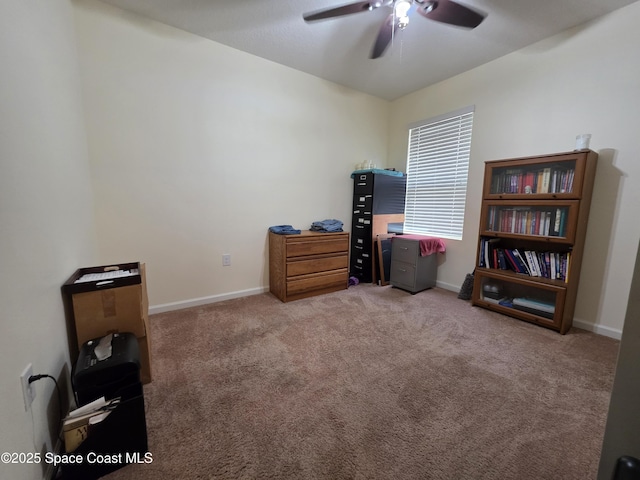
398, 269, 407, 273
400, 247, 408, 250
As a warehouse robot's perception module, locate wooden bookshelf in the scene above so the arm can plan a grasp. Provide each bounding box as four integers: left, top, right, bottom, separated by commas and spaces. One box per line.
472, 150, 598, 334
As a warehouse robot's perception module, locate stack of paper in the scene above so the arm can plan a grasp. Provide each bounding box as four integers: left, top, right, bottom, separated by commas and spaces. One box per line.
512, 297, 555, 315
63, 396, 120, 452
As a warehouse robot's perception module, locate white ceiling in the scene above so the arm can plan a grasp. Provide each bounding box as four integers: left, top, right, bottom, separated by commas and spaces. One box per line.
96, 0, 637, 101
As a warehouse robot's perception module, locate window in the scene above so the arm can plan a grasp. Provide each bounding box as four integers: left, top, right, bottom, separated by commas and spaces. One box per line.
403, 106, 474, 241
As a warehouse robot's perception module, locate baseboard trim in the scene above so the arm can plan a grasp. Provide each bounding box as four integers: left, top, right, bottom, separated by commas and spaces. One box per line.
149, 284, 623, 340
572, 318, 622, 340
150, 287, 269, 315
436, 281, 460, 293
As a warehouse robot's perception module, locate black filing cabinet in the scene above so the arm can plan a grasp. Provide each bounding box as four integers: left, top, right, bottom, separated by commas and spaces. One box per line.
350, 171, 406, 283
66, 332, 148, 479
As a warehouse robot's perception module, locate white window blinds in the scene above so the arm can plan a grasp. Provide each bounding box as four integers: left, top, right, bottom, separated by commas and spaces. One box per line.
403, 107, 474, 240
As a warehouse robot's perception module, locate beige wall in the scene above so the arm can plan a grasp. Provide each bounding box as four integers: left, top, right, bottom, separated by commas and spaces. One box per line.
72, 0, 390, 310
389, 1, 640, 337
0, 1, 97, 479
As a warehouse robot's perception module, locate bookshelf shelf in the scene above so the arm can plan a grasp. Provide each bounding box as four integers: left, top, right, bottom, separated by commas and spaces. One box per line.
481, 199, 579, 243
472, 150, 598, 334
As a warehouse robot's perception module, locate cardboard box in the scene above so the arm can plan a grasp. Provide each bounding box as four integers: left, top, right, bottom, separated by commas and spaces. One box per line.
63, 262, 152, 383
136, 336, 152, 385
69, 284, 147, 340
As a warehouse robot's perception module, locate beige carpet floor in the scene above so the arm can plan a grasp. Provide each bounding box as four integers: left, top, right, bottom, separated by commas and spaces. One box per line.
104, 284, 619, 480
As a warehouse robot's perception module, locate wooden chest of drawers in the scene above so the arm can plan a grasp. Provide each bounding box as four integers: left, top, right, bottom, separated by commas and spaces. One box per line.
269, 230, 349, 302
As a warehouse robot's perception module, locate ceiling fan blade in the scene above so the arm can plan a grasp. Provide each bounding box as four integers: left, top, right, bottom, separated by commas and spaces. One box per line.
416, 0, 486, 29
370, 14, 394, 59
303, 1, 373, 22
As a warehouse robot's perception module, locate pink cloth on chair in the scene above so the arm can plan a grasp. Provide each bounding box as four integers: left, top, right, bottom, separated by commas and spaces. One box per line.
396, 234, 446, 256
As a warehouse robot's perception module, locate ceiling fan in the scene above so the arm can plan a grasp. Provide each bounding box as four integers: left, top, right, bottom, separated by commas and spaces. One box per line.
303, 0, 487, 59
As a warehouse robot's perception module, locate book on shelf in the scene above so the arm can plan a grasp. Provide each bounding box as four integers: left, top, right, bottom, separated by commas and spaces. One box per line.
512, 305, 555, 319
478, 238, 571, 282
512, 297, 555, 319
479, 237, 500, 268
482, 296, 508, 306
512, 249, 532, 276
505, 248, 528, 274
512, 297, 555, 313
490, 164, 576, 195
541, 168, 551, 193
487, 206, 568, 237
524, 251, 540, 277
496, 248, 509, 270
501, 248, 519, 272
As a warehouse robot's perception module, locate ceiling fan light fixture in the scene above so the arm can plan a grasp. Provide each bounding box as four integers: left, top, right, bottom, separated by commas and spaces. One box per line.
394, 0, 412, 17
420, 1, 437, 14
303, 0, 485, 60
394, 0, 412, 29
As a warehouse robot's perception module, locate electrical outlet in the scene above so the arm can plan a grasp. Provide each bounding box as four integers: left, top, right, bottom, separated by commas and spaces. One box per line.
20, 363, 35, 411
222, 254, 231, 266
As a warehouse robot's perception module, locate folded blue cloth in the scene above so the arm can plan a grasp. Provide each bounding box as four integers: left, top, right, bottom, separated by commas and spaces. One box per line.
269, 225, 301, 235
310, 219, 343, 232
350, 168, 404, 178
